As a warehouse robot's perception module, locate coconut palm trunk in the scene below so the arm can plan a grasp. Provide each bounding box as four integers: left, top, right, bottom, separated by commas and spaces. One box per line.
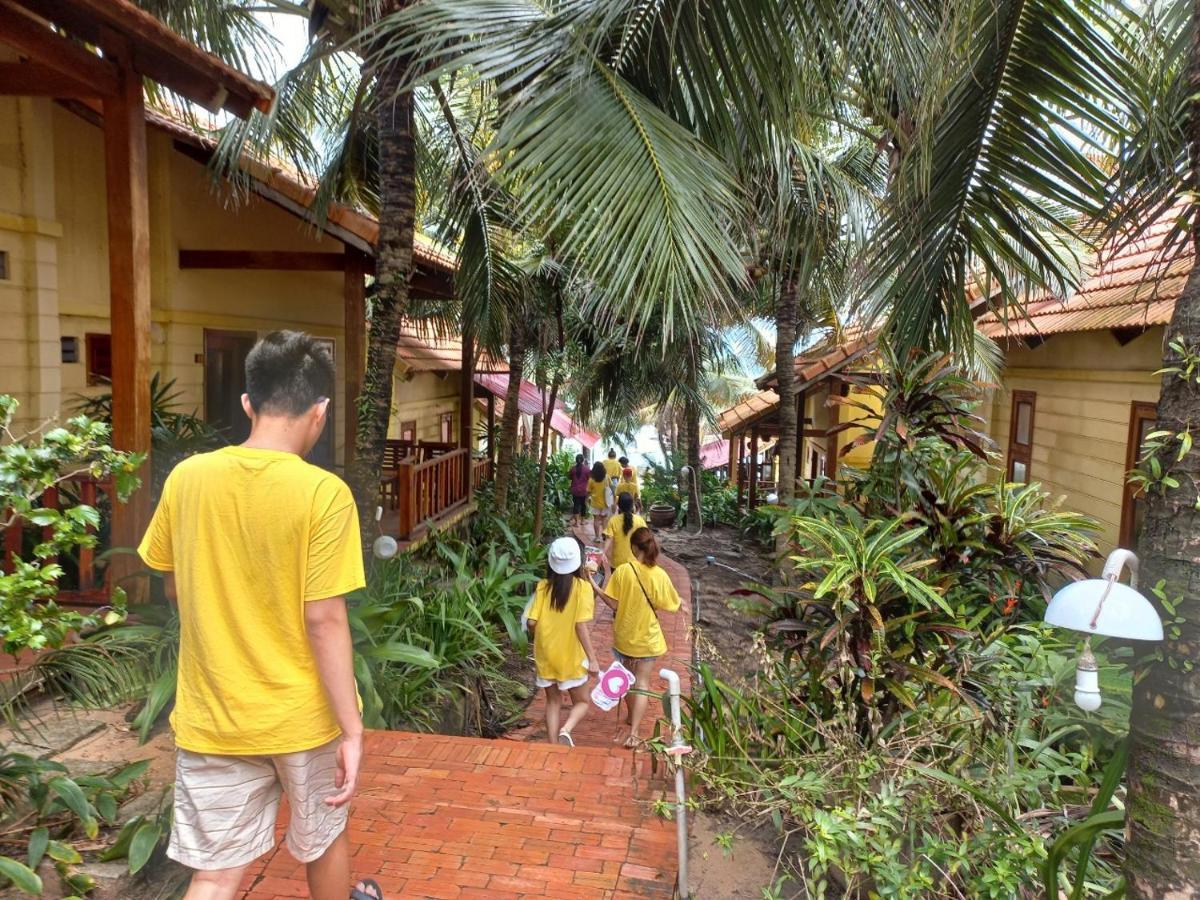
350, 69, 415, 548
493, 323, 527, 513
775, 277, 799, 504
1124, 24, 1200, 887
684, 398, 702, 526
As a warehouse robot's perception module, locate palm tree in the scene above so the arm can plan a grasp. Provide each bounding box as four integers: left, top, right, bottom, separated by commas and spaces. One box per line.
854, 0, 1196, 892
1102, 2, 1200, 892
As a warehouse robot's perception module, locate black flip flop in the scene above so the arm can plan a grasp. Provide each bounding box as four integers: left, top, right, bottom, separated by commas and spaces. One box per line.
350, 879, 384, 900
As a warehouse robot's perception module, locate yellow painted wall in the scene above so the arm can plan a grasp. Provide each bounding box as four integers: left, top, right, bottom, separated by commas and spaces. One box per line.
985, 328, 1164, 555
0, 100, 357, 463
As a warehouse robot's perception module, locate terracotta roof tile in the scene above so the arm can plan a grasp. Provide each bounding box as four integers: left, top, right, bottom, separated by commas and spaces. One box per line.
979, 212, 1191, 338
717, 390, 780, 436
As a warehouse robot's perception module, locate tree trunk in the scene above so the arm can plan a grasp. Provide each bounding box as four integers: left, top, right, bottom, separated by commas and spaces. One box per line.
532, 378, 560, 538
493, 324, 527, 513
775, 277, 799, 503
1125, 11, 1200, 894
530, 411, 542, 455
349, 67, 414, 551
684, 399, 702, 526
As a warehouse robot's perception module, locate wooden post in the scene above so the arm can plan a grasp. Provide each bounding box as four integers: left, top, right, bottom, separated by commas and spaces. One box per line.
825, 382, 839, 481
104, 57, 152, 588
486, 391, 496, 465
736, 432, 746, 508
794, 388, 807, 486
749, 428, 760, 509
459, 326, 474, 499
343, 247, 367, 466
727, 435, 737, 486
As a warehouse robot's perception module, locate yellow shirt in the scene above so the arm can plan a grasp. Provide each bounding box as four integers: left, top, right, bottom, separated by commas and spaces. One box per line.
588, 478, 609, 512
604, 513, 647, 569
603, 458, 622, 480
609, 560, 681, 658
138, 446, 365, 755
615, 478, 639, 500
527, 578, 595, 681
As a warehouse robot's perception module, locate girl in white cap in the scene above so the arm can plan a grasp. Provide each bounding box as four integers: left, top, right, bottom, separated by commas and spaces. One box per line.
526, 536, 601, 746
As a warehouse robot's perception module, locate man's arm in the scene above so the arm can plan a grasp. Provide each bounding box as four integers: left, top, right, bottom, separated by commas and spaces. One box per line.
305, 596, 363, 807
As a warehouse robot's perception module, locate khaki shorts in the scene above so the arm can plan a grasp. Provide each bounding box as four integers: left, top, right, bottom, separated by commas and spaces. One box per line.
169, 738, 348, 871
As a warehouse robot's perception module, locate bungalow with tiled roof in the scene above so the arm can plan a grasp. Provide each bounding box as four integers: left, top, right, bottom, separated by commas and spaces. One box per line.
978, 213, 1185, 554
716, 335, 880, 507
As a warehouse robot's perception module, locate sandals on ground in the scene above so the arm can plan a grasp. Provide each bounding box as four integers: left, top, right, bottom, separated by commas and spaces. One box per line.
557, 730, 575, 747
351, 879, 384, 900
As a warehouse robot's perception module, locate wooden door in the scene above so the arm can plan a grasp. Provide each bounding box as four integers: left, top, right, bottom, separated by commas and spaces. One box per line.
1006, 390, 1036, 482
1120, 401, 1158, 548
203, 329, 256, 445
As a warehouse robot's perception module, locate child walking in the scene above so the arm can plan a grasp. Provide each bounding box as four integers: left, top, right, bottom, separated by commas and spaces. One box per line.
604, 493, 647, 570
526, 537, 600, 746
587, 460, 611, 540
599, 527, 681, 746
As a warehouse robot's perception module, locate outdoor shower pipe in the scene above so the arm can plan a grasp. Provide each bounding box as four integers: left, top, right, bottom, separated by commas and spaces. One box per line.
659, 668, 692, 899
705, 554, 757, 583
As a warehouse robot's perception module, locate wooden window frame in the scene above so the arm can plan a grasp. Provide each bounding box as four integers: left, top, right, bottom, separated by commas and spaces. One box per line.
1006, 390, 1036, 482
400, 419, 417, 442
85, 332, 113, 385
1120, 401, 1158, 548
440, 411, 454, 443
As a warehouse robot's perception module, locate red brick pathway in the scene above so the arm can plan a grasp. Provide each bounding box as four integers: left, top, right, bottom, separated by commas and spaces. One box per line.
238, 535, 693, 899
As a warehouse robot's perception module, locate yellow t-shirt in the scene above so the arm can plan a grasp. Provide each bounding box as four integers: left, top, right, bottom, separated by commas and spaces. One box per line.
138, 446, 365, 755
603, 458, 622, 480
603, 513, 647, 568
615, 478, 639, 500
527, 578, 595, 681
609, 559, 682, 658
588, 478, 609, 512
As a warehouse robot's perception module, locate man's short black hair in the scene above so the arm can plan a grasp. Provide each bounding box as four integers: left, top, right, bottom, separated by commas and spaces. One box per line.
245, 331, 335, 416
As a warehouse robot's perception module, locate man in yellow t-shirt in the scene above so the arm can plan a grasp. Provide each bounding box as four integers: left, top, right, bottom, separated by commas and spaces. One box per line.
138, 331, 374, 900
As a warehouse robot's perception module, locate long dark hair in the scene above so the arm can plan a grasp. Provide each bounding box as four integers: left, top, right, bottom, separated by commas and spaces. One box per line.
629, 526, 659, 566
546, 565, 579, 613
572, 454, 585, 477
590, 461, 607, 482
618, 492, 635, 534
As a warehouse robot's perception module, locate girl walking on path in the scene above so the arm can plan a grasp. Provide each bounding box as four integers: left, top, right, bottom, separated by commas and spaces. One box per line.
526, 537, 601, 747
587, 461, 611, 540
598, 527, 681, 747
569, 454, 591, 527
604, 493, 647, 570
615, 466, 641, 513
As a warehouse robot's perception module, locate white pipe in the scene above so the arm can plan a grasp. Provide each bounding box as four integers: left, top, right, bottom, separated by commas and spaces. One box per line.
1101, 548, 1139, 591
659, 669, 689, 897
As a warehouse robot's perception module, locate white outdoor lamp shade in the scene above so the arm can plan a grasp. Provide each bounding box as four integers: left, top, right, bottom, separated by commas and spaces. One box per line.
1045, 579, 1163, 641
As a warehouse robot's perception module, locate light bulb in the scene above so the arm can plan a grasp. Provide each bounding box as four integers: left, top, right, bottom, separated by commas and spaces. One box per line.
1073, 641, 1101, 712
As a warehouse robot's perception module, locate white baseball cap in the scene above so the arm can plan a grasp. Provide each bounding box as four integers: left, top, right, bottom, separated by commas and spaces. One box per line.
548, 537, 582, 574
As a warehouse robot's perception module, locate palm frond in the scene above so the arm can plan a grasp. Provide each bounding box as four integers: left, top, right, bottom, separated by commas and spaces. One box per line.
864, 0, 1134, 358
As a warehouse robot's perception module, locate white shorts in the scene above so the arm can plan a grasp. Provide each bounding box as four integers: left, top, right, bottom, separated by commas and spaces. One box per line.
169, 738, 348, 871
536, 661, 590, 691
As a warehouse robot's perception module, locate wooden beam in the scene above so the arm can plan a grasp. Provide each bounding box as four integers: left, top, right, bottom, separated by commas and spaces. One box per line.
736, 432, 746, 508
0, 61, 102, 97
749, 428, 760, 509
180, 249, 347, 271
11, 0, 273, 117
0, 1, 119, 96
459, 324, 475, 499
824, 382, 839, 482
343, 247, 367, 466
104, 57, 151, 591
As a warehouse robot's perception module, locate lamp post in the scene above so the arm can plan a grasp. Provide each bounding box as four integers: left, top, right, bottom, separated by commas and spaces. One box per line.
1044, 548, 1164, 710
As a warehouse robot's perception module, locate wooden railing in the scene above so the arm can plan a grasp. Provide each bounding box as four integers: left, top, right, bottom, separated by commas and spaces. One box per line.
472, 457, 493, 488
2, 476, 111, 606
396, 448, 470, 540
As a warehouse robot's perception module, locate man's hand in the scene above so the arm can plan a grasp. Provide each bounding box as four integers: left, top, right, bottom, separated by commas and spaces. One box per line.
326, 731, 363, 807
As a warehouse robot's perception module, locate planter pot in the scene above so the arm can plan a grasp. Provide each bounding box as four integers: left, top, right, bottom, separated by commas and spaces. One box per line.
648, 502, 678, 528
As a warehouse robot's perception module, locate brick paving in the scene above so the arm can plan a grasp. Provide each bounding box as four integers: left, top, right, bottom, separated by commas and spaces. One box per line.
239, 532, 693, 899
